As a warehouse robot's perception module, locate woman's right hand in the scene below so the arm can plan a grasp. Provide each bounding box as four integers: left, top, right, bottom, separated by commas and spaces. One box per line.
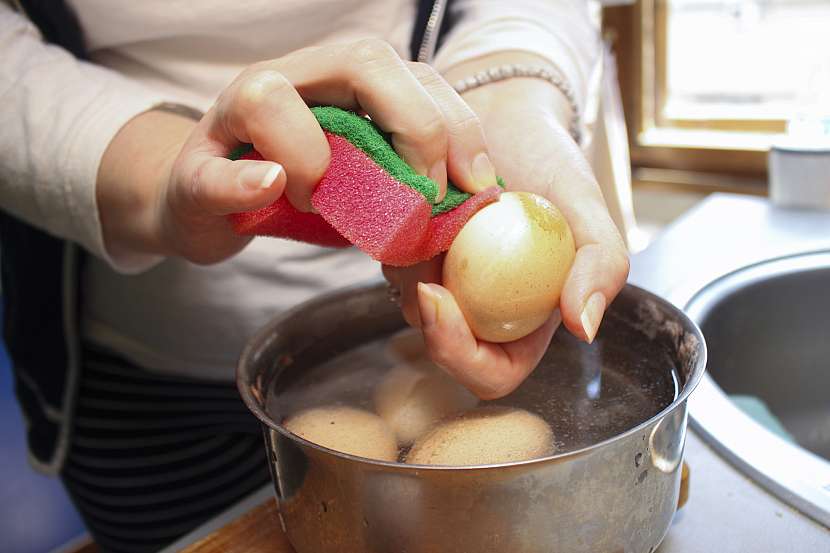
97, 40, 499, 265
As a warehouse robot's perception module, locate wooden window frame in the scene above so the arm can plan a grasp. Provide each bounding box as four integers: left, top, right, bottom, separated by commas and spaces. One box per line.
603, 0, 770, 194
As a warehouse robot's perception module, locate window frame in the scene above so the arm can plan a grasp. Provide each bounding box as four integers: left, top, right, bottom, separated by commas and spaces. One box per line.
602, 0, 774, 191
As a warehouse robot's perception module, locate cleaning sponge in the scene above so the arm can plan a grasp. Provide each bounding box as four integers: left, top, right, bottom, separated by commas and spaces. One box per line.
228, 107, 501, 266
228, 147, 351, 248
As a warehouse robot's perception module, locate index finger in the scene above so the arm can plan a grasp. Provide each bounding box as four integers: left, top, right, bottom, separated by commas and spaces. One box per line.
406, 62, 498, 196
272, 40, 451, 200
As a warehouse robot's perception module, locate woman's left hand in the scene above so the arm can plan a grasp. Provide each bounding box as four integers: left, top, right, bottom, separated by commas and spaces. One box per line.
383, 70, 629, 400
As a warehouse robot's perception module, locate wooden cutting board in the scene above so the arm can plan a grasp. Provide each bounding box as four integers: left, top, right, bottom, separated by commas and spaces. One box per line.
181, 499, 294, 553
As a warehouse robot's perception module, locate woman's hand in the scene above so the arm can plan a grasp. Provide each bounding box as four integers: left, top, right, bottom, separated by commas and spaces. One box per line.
97, 40, 499, 265
385, 60, 629, 400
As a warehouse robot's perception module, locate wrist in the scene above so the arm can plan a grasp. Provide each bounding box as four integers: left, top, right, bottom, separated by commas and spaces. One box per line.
441, 52, 574, 136
97, 108, 197, 259
463, 79, 573, 133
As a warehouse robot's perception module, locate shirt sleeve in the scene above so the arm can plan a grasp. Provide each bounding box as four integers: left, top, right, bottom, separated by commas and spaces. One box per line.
432, 0, 601, 118
0, 4, 189, 272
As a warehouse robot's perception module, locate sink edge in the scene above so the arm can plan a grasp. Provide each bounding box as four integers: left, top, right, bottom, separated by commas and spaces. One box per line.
676, 250, 830, 527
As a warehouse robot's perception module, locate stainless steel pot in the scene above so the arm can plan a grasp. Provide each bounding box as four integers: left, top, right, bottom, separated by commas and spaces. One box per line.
238, 282, 706, 553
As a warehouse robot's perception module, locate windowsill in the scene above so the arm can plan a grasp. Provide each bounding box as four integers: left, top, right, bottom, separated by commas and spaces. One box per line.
630, 183, 709, 252
632, 167, 767, 194
637, 127, 783, 152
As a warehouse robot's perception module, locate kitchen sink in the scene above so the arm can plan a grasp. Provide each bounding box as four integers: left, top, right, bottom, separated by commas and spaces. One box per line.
682, 250, 830, 526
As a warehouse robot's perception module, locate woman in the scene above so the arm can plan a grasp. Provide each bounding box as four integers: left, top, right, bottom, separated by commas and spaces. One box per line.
0, 0, 628, 550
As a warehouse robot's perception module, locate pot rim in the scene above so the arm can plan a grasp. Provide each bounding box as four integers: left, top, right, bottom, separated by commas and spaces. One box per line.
237, 280, 707, 471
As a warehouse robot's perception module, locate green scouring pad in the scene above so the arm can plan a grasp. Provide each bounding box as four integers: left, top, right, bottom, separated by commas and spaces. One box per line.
229, 107, 502, 266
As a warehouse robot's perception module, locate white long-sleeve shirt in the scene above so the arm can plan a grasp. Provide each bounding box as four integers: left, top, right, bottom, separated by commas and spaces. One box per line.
0, 0, 600, 380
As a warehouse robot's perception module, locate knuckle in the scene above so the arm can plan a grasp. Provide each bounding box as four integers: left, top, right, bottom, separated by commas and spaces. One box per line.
449, 107, 483, 138
220, 70, 294, 141
187, 157, 226, 213
614, 247, 631, 280
597, 238, 630, 286
409, 61, 439, 80
426, 348, 451, 370
350, 38, 398, 67
476, 376, 517, 401
188, 161, 209, 207
235, 70, 292, 112
246, 60, 269, 74
600, 220, 630, 269
406, 112, 448, 147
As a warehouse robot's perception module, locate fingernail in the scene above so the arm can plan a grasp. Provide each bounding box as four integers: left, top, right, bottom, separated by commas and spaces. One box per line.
471, 152, 497, 191
417, 282, 441, 327
580, 292, 606, 344
428, 160, 447, 203
240, 162, 282, 191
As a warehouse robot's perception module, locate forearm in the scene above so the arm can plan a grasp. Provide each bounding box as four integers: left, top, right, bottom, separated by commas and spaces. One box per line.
97, 109, 196, 260
0, 4, 187, 271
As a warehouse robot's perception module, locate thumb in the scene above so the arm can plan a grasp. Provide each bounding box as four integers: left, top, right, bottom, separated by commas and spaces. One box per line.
185, 156, 286, 216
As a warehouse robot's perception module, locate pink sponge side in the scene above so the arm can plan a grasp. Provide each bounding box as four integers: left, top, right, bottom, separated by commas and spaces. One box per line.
228, 133, 501, 266
311, 133, 431, 266
228, 150, 351, 248
229, 199, 353, 248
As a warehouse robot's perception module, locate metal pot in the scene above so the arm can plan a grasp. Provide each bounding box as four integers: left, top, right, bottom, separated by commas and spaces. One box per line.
238, 282, 706, 553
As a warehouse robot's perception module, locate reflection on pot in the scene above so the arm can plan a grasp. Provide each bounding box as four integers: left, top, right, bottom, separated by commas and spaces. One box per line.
650, 407, 688, 473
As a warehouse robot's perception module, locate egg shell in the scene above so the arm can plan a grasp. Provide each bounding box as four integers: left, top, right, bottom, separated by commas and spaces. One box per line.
443, 191, 575, 343
406, 406, 554, 466
374, 360, 478, 445
383, 328, 427, 364
284, 405, 398, 462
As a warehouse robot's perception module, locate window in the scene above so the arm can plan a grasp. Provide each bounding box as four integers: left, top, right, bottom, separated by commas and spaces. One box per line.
603, 0, 830, 191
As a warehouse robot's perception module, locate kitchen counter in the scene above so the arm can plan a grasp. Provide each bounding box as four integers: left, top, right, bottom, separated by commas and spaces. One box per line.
162, 194, 830, 552
632, 193, 830, 552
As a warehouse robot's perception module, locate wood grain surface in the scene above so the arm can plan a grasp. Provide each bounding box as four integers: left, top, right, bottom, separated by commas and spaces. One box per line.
181, 499, 295, 553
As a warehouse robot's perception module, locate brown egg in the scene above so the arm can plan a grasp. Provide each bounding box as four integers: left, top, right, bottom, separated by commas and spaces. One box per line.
383, 328, 427, 364
443, 191, 575, 343
284, 405, 398, 462
405, 406, 554, 466
373, 360, 478, 446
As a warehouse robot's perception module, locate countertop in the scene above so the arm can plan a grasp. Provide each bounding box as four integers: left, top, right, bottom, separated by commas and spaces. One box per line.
163, 193, 830, 552
629, 194, 830, 551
